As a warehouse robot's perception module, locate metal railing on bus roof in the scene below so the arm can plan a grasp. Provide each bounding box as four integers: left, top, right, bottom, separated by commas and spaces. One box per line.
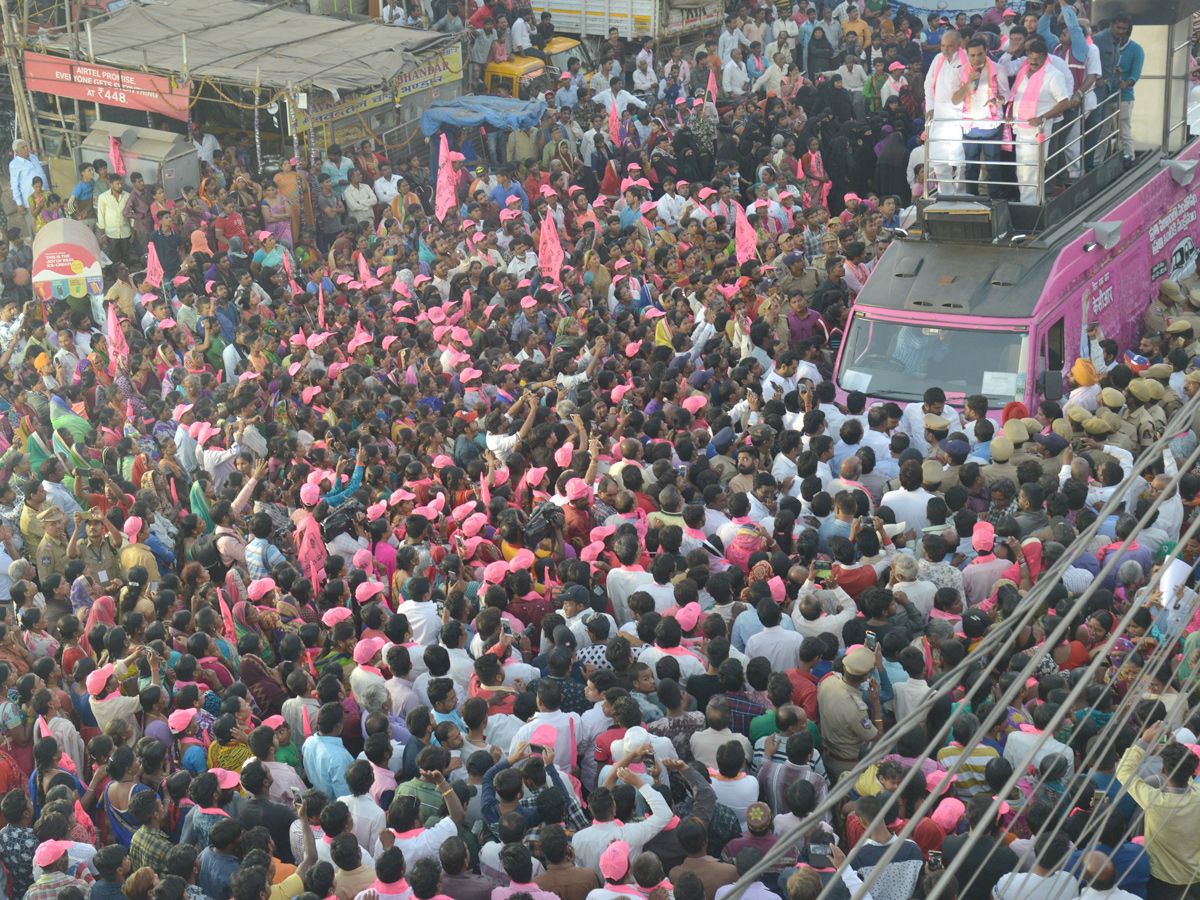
921, 103, 1122, 208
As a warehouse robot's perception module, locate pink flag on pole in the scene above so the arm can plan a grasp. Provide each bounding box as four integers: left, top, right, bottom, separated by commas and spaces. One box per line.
108, 137, 126, 176
357, 251, 370, 284
539, 214, 565, 278
463, 289, 471, 313
434, 133, 457, 222
609, 99, 621, 147
707, 68, 719, 105
735, 203, 757, 265
145, 241, 163, 287
318, 284, 326, 328
280, 245, 292, 274
106, 301, 129, 377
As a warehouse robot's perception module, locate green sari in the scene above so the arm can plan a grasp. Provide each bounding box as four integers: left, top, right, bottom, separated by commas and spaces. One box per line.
190, 482, 214, 534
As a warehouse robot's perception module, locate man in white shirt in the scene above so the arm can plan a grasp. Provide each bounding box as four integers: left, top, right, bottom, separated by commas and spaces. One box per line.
744, 599, 805, 670
900, 390, 962, 456
953, 35, 1011, 192
592, 77, 649, 112
190, 123, 221, 166
923, 30, 968, 195
396, 593, 441, 646
656, 179, 685, 228
881, 463, 936, 533
572, 769, 672, 876
632, 58, 658, 98
510, 8, 534, 54
1009, 36, 1072, 203
373, 163, 403, 208
717, 17, 748, 65
723, 48, 750, 97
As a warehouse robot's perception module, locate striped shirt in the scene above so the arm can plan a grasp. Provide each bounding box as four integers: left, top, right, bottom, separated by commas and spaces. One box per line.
936, 742, 1000, 798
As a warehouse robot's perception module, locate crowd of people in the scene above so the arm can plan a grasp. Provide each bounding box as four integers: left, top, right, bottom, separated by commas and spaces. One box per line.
0, 4, 1196, 900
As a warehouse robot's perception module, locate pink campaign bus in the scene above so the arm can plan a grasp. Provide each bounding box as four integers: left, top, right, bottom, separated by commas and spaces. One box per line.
833, 0, 1200, 416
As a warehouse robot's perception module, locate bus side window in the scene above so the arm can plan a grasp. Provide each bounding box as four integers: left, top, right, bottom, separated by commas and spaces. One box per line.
1045, 318, 1064, 374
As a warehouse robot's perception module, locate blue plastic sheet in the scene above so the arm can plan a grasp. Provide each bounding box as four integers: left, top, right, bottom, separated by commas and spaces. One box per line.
419, 96, 548, 137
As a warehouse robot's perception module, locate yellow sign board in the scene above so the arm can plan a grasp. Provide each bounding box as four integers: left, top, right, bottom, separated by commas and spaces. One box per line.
396, 43, 463, 99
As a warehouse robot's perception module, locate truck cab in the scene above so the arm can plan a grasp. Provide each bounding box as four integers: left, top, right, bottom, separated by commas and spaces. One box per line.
835, 0, 1200, 417
483, 36, 594, 100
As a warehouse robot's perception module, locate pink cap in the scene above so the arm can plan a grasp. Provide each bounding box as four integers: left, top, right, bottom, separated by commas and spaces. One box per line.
521, 295, 537, 309
32, 840, 73, 869
554, 442, 575, 466
353, 636, 386, 664
625, 341, 642, 358
599, 842, 631, 882
210, 768, 241, 790
122, 516, 144, 539
483, 560, 509, 584
611, 384, 632, 403
462, 512, 489, 537
262, 715, 286, 729
927, 771, 957, 795
591, 525, 616, 542
509, 548, 536, 571
302, 386, 322, 405
644, 308, 665, 319
676, 601, 702, 631
527, 466, 548, 487
460, 368, 482, 383
390, 489, 416, 505
168, 708, 197, 732
931, 797, 966, 833
356, 581, 385, 604
972, 520, 995, 552
322, 607, 353, 627
82, 667, 112, 700
238, 370, 261, 383
173, 403, 194, 419
247, 578, 276, 601
682, 396, 706, 414
367, 501, 388, 522
581, 540, 607, 562
529, 724, 558, 746
566, 478, 592, 502
300, 483, 321, 506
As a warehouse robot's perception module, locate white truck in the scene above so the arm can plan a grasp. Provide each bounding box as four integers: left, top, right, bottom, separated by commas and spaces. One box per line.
531, 0, 722, 44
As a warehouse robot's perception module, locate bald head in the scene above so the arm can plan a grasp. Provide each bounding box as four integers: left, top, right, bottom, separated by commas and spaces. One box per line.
1152, 474, 1175, 499
1082, 852, 1115, 887
1070, 459, 1091, 482
620, 438, 642, 461
840, 457, 863, 481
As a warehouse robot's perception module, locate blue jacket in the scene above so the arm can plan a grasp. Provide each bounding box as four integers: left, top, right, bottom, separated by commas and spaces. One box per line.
1037, 5, 1087, 63
1091, 29, 1143, 102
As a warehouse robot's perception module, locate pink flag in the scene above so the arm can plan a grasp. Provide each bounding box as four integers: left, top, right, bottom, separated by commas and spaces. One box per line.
539, 213, 565, 279
357, 251, 370, 284
735, 203, 757, 265
463, 289, 471, 313
434, 133, 457, 222
281, 246, 292, 275
108, 137, 126, 176
106, 301, 129, 377
145, 241, 163, 288
609, 99, 621, 147
318, 284, 326, 327
707, 68, 719, 105
217, 589, 236, 645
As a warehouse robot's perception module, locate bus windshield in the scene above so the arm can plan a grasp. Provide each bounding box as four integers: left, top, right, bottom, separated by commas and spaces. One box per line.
837, 315, 1029, 403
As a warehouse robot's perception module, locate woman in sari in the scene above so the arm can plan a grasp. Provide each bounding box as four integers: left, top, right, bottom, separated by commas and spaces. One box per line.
206, 713, 251, 772
190, 480, 215, 535
801, 136, 832, 209
260, 185, 294, 251
102, 746, 151, 847
233, 601, 276, 666
238, 652, 285, 718
274, 158, 311, 242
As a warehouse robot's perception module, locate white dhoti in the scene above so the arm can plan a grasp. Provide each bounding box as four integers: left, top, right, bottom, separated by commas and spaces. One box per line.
1014, 124, 1048, 204
927, 119, 965, 195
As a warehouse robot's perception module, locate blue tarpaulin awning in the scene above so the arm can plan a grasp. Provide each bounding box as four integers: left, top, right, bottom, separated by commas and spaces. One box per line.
419, 97, 548, 137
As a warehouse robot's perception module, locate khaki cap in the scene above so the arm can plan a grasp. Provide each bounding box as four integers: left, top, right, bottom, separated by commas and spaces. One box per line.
1146, 363, 1173, 379
1186, 370, 1200, 384
1021, 418, 1042, 436
1083, 417, 1113, 435
1100, 410, 1125, 430
1051, 419, 1072, 440
990, 435, 1014, 461
924, 414, 950, 431
1188, 289, 1200, 307
1066, 405, 1092, 423
1128, 379, 1152, 402
1166, 319, 1193, 334
1161, 279, 1184, 302
1100, 387, 1125, 408
37, 507, 64, 522
1146, 379, 1165, 400
921, 459, 944, 482
1003, 418, 1029, 443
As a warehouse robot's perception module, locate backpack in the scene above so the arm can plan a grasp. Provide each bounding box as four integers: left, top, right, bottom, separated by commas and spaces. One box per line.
524, 501, 565, 548
191, 532, 230, 584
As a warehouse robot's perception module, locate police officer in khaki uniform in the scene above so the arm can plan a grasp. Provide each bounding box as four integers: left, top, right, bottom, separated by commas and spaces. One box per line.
982, 435, 1019, 485
1032, 432, 1069, 476
1145, 279, 1185, 335
1145, 363, 1184, 417
1123, 379, 1158, 452
1142, 378, 1169, 432
1164, 320, 1200, 359
1097, 409, 1135, 453
1098, 387, 1137, 447
921, 458, 946, 494
1079, 419, 1120, 474
923, 414, 950, 459
35, 506, 69, 584
1177, 290, 1200, 335
776, 252, 820, 303
1003, 418, 1039, 468
1064, 404, 1092, 443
